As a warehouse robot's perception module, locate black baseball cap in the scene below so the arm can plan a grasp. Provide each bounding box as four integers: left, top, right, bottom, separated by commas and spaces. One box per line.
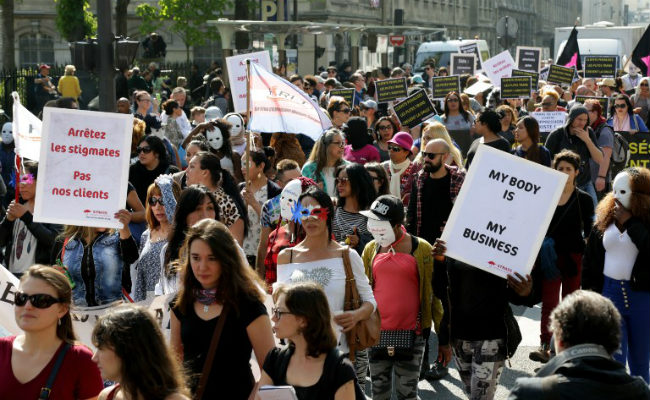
360, 195, 404, 226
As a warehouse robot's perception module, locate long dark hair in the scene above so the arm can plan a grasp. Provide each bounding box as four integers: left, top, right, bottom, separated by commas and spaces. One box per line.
138, 136, 169, 169
444, 91, 471, 123
298, 187, 335, 239
194, 151, 249, 235
520, 116, 542, 164
165, 185, 220, 275
364, 162, 390, 195
206, 118, 235, 158
250, 146, 276, 174
92, 305, 188, 400
175, 219, 264, 316
373, 116, 398, 143
335, 163, 377, 210
610, 94, 634, 118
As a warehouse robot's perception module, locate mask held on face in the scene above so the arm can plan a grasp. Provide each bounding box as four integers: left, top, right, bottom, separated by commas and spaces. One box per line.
613, 171, 632, 209
1, 122, 13, 144
367, 218, 396, 248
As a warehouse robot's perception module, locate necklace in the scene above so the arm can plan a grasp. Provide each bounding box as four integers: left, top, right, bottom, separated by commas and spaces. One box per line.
194, 288, 217, 313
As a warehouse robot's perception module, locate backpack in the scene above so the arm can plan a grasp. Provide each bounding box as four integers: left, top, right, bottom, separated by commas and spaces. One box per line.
595, 124, 629, 175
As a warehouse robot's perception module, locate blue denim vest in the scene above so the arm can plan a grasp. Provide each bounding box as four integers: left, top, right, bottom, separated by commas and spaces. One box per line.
64, 232, 123, 306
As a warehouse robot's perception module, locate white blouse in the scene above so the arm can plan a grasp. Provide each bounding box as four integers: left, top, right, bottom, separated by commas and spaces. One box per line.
603, 224, 639, 281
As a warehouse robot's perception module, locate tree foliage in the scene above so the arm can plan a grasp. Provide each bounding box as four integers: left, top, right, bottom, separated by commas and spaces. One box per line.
54, 0, 97, 42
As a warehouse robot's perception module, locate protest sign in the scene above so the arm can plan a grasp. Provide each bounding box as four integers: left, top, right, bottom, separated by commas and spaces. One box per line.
500, 76, 532, 99
511, 69, 539, 88
574, 96, 610, 118
482, 50, 516, 88
12, 92, 42, 162
374, 77, 408, 103
392, 89, 436, 129
0, 265, 20, 337
450, 53, 476, 76
329, 88, 355, 106
530, 111, 566, 132
431, 75, 461, 99
584, 56, 617, 78
226, 50, 273, 113
441, 145, 567, 279
33, 108, 132, 229
546, 64, 575, 85
516, 46, 542, 72
459, 42, 483, 71
464, 80, 493, 96
619, 131, 650, 169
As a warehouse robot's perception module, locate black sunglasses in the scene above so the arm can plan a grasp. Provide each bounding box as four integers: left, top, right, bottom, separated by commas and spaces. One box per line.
14, 292, 63, 308
388, 145, 405, 152
377, 124, 392, 131
148, 196, 164, 206
338, 108, 351, 114
422, 152, 445, 160
136, 146, 152, 154
335, 177, 350, 185
614, 104, 627, 109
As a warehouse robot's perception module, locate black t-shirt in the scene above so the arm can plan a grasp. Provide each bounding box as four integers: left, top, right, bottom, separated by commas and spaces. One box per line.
128, 162, 179, 205
263, 346, 359, 400
171, 293, 267, 399
465, 136, 511, 169
547, 189, 594, 254
420, 174, 453, 245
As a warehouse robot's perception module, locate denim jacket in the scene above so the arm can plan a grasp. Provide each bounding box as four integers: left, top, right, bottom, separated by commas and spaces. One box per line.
64, 232, 124, 306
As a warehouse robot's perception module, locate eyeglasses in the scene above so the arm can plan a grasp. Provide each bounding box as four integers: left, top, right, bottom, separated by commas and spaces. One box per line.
446, 98, 459, 103
138, 98, 151, 103
148, 196, 164, 206
335, 177, 350, 185
136, 146, 152, 154
338, 108, 351, 114
421, 152, 445, 160
388, 145, 405, 152
614, 104, 627, 109
271, 307, 293, 320
377, 125, 392, 131
14, 292, 63, 308
330, 141, 345, 148
641, 83, 649, 87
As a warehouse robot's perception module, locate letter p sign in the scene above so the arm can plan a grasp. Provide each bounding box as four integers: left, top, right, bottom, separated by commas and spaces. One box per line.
261, 0, 277, 21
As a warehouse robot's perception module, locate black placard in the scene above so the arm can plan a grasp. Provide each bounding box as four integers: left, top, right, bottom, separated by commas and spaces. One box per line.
584, 56, 617, 78
546, 64, 575, 85
459, 43, 483, 71
618, 131, 650, 170
501, 76, 532, 99
516, 47, 541, 72
392, 89, 437, 129
511, 69, 539, 88
450, 53, 476, 76
431, 75, 461, 99
374, 78, 408, 103
574, 96, 610, 118
329, 89, 354, 106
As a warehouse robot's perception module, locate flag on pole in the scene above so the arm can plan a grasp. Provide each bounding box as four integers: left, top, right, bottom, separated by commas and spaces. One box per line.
11, 92, 42, 161
631, 24, 650, 77
247, 62, 332, 141
556, 26, 582, 72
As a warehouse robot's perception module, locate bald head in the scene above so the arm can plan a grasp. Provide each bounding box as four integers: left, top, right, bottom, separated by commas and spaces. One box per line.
425, 138, 450, 154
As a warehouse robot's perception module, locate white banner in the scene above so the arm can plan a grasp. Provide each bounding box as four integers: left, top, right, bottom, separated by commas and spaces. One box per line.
0, 265, 21, 336
482, 50, 516, 88
11, 92, 42, 161
441, 145, 567, 279
227, 51, 273, 113
530, 111, 566, 133
33, 108, 133, 229
248, 61, 332, 141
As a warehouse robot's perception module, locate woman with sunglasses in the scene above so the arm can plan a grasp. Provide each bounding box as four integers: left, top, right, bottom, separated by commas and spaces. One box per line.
607, 94, 649, 134
381, 132, 421, 206
0, 265, 103, 399
364, 162, 390, 196
276, 187, 376, 389
132, 177, 182, 301
133, 90, 161, 135
327, 96, 351, 129
93, 305, 190, 400
441, 91, 475, 132
373, 116, 399, 162
333, 163, 377, 255
259, 282, 362, 399
129, 136, 179, 205
170, 219, 275, 399
631, 77, 650, 124
302, 128, 349, 197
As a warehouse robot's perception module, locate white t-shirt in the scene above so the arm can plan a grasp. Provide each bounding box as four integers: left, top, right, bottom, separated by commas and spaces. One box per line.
10, 219, 37, 274
603, 224, 639, 281
322, 167, 337, 197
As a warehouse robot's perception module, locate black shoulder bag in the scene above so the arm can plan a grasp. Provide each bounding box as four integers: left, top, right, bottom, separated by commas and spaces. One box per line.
38, 342, 71, 399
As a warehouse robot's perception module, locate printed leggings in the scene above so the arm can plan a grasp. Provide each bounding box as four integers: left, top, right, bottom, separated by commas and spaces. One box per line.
452, 339, 506, 400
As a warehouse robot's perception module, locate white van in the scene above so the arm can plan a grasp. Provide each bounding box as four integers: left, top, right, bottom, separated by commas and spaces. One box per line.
414, 40, 490, 73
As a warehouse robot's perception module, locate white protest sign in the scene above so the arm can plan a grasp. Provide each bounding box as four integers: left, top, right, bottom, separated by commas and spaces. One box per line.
482, 50, 516, 88
530, 111, 566, 132
11, 92, 42, 161
441, 145, 567, 279
34, 108, 133, 229
0, 265, 21, 337
226, 50, 273, 113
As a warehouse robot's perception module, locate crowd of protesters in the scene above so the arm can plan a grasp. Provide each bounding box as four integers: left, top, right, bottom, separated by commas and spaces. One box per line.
0, 56, 649, 400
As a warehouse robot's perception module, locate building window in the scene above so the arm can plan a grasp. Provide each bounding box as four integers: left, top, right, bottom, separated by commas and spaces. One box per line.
19, 33, 54, 68
194, 40, 223, 70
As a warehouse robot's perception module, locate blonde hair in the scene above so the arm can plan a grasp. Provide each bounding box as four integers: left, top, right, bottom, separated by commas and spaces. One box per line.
64, 65, 76, 75
460, 94, 474, 115
416, 122, 464, 168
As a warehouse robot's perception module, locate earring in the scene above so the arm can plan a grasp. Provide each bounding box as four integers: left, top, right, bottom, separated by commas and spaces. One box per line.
57, 319, 61, 326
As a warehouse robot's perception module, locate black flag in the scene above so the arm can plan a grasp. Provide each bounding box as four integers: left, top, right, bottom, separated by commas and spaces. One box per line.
631, 24, 650, 77
556, 26, 582, 72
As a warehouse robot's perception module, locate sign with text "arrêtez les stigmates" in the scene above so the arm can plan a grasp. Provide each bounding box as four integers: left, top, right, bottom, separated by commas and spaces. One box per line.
34, 108, 133, 229
441, 145, 567, 279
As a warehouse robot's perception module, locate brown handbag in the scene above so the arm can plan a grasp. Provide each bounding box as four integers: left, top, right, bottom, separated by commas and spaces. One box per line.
342, 247, 381, 361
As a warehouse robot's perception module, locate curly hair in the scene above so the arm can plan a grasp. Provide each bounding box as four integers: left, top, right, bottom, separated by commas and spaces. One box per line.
595, 168, 650, 232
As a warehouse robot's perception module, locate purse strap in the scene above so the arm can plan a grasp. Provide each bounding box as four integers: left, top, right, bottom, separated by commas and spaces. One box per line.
342, 247, 361, 312
39, 342, 71, 399
194, 305, 230, 400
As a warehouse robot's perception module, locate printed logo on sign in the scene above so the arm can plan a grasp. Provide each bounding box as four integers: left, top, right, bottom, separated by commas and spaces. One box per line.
487, 260, 512, 274
265, 85, 312, 109
83, 209, 91, 213
84, 210, 110, 221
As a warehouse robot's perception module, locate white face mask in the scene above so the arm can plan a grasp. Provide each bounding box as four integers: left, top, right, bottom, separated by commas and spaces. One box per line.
629, 66, 639, 78
613, 172, 632, 209
206, 127, 224, 150
367, 218, 396, 248
225, 113, 244, 138
280, 180, 302, 220
1, 123, 13, 144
